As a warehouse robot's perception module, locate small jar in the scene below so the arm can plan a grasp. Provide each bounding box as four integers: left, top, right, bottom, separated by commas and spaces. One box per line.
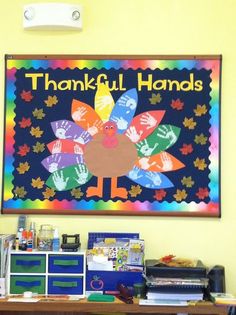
133, 282, 146, 298
37, 224, 53, 251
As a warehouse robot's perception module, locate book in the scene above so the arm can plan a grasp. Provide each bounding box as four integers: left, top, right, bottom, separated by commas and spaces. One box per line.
147, 291, 203, 301
210, 293, 236, 305
144, 275, 208, 288
139, 299, 188, 306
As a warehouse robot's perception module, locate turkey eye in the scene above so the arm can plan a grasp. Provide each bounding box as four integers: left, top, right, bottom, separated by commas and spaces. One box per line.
110, 126, 113, 129
105, 126, 109, 129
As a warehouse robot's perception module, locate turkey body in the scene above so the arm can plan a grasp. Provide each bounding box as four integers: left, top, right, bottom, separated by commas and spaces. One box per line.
84, 134, 137, 178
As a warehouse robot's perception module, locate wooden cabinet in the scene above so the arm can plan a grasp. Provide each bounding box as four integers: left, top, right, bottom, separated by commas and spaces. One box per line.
8, 251, 86, 297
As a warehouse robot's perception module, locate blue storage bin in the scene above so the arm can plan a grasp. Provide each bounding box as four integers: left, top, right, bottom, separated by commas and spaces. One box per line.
86, 270, 143, 292
48, 276, 83, 295
48, 255, 84, 273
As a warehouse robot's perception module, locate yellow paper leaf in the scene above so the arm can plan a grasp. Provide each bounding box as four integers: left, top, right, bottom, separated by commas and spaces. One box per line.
30, 126, 44, 138
31, 177, 45, 189
44, 95, 58, 107
16, 162, 30, 174
183, 117, 197, 130
194, 158, 207, 170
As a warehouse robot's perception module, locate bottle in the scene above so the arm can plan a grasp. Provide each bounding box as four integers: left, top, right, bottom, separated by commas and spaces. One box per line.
30, 222, 36, 249
52, 228, 60, 252
15, 237, 19, 251
21, 230, 28, 251
27, 231, 33, 252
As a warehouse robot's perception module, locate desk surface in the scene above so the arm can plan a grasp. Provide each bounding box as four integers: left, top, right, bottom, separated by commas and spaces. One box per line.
0, 298, 228, 315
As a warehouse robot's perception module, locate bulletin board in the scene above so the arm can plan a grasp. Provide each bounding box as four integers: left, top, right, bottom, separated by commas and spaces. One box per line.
2, 55, 221, 216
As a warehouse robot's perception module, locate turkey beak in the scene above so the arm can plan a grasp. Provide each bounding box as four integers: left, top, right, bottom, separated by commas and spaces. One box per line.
107, 129, 114, 136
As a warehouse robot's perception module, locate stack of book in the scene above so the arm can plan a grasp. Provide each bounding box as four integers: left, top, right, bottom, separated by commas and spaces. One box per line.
143, 275, 208, 303
210, 293, 236, 305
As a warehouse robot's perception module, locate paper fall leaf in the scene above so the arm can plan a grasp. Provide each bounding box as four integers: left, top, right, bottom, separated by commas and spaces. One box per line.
19, 117, 32, 128
173, 189, 188, 202
129, 185, 142, 197
196, 187, 209, 199
44, 95, 58, 107
154, 189, 166, 201
179, 143, 193, 155
33, 142, 45, 153
194, 158, 207, 170
149, 93, 162, 105
20, 90, 33, 102
42, 187, 55, 199
14, 186, 27, 198
30, 126, 44, 138
33, 108, 46, 119
194, 104, 207, 116
31, 177, 45, 189
71, 188, 84, 199
183, 117, 197, 130
16, 162, 30, 174
194, 134, 208, 145
17, 144, 30, 157
181, 176, 195, 188
171, 98, 184, 110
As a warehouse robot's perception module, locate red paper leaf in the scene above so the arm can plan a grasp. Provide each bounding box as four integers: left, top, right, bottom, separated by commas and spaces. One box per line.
179, 143, 193, 155
196, 187, 209, 200
19, 117, 32, 128
171, 98, 184, 110
17, 144, 30, 157
20, 90, 33, 102
154, 189, 167, 201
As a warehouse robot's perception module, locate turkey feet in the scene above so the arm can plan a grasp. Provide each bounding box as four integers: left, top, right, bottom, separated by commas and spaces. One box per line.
86, 177, 103, 198
111, 177, 128, 199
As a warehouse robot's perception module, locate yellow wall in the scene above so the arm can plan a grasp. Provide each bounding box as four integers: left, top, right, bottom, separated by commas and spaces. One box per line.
1, 0, 236, 293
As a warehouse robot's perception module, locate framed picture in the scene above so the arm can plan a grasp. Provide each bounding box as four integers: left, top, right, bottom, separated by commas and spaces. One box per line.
2, 55, 221, 216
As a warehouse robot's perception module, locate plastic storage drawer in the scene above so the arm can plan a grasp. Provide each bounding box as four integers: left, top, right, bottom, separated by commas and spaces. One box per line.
11, 254, 46, 273
48, 276, 83, 295
10, 275, 45, 294
48, 254, 84, 273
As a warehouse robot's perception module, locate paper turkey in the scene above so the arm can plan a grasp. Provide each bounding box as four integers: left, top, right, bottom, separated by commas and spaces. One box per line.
42, 84, 185, 199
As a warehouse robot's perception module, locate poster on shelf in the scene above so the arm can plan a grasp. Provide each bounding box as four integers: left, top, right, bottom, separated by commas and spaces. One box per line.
2, 55, 221, 216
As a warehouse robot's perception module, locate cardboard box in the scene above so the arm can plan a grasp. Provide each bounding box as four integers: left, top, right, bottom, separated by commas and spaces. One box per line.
86, 270, 143, 292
